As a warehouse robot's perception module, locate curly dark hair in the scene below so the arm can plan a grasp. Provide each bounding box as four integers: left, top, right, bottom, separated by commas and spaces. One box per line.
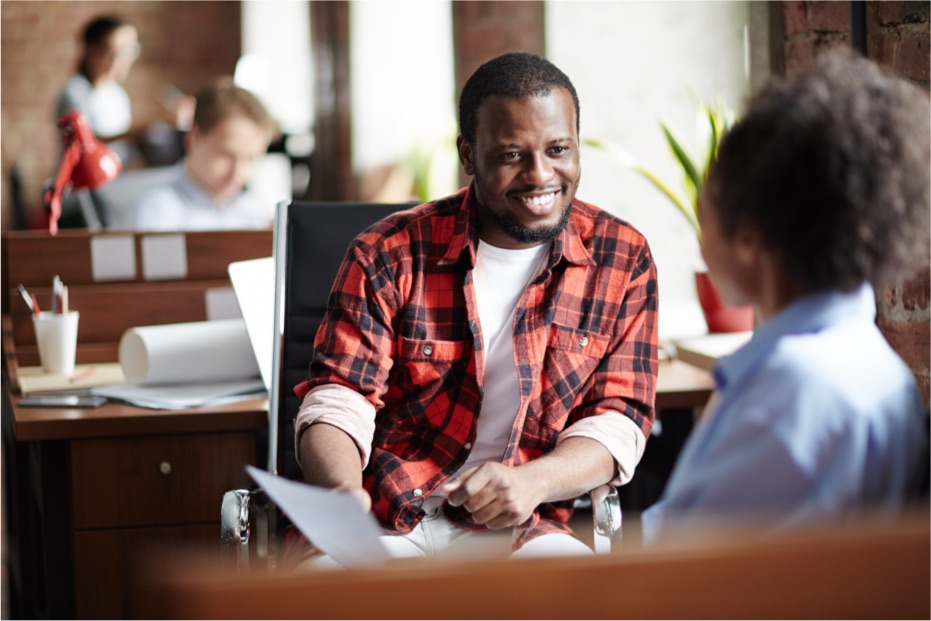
458, 52, 580, 146
706, 49, 930, 293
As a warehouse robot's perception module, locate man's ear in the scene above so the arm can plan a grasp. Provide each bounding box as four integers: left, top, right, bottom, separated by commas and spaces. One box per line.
457, 135, 475, 176
734, 225, 764, 267
184, 126, 200, 153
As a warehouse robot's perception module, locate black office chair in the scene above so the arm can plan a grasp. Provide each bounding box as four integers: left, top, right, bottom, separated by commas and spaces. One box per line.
222, 199, 622, 568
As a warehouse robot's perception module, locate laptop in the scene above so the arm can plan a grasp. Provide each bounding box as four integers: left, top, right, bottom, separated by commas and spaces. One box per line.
228, 256, 276, 393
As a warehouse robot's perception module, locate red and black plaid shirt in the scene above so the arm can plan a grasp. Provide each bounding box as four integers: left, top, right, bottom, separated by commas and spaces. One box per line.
296, 184, 657, 547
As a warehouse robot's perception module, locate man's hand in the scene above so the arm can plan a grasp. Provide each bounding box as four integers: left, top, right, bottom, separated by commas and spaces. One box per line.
438, 462, 543, 529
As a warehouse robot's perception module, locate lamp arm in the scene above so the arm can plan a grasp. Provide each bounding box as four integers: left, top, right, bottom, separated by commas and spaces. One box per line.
44, 141, 81, 235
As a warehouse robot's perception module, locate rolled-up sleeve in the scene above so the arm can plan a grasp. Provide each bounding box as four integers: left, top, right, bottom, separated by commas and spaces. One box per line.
557, 411, 646, 485
294, 383, 377, 468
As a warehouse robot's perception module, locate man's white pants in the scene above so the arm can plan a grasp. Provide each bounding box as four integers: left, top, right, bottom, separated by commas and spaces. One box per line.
302, 496, 592, 570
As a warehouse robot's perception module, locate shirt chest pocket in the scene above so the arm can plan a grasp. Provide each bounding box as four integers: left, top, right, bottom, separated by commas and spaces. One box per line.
538, 324, 611, 421
397, 336, 468, 387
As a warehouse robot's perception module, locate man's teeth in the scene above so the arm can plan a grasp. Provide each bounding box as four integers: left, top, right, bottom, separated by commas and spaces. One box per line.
522, 192, 557, 206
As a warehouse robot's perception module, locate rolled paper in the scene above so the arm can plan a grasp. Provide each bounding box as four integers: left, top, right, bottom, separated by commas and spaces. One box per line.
119, 319, 260, 385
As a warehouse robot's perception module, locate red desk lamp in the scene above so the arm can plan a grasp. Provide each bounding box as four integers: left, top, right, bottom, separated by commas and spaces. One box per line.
43, 110, 122, 235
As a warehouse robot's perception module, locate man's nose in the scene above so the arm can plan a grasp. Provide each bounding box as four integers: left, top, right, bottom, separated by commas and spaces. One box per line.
521, 152, 553, 186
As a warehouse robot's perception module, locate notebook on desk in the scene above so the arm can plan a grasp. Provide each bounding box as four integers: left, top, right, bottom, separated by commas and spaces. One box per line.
228, 256, 276, 393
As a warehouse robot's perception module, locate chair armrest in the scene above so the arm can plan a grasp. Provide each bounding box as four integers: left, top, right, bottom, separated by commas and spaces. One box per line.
590, 484, 622, 554
221, 489, 252, 570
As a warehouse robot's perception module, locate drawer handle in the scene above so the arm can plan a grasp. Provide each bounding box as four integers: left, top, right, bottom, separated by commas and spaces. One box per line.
159, 461, 173, 476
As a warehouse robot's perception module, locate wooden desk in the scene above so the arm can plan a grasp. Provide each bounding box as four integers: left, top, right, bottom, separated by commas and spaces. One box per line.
655, 358, 714, 410
1, 229, 272, 620
2, 326, 267, 619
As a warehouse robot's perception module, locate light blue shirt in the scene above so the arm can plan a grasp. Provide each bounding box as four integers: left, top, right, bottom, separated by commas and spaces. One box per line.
132, 164, 270, 231
643, 284, 928, 543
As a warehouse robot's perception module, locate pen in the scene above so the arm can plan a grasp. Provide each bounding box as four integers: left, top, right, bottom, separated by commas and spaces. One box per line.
52, 275, 62, 314
18, 283, 39, 316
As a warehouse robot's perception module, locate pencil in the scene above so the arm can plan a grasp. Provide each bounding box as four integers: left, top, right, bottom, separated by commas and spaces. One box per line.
70, 365, 96, 384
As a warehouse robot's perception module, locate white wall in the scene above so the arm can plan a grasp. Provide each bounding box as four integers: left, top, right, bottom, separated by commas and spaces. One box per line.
350, 0, 458, 197
240, 0, 314, 136
548, 0, 752, 339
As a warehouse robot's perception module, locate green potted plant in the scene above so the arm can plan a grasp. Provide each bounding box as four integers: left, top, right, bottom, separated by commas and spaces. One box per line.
585, 95, 753, 333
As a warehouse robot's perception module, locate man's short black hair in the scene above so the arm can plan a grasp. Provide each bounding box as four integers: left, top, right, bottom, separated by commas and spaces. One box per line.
458, 52, 580, 145
707, 49, 930, 293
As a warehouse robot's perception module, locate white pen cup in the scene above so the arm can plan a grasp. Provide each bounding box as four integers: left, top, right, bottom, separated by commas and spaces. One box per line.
32, 311, 80, 375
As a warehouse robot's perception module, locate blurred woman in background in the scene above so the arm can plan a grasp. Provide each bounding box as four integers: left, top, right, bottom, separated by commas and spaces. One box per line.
56, 15, 143, 165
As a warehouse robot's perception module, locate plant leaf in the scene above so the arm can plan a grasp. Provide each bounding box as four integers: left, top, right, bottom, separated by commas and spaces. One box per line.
660, 123, 702, 195
632, 165, 701, 236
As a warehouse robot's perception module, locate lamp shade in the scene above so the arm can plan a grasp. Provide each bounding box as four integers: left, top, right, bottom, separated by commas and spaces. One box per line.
44, 110, 122, 234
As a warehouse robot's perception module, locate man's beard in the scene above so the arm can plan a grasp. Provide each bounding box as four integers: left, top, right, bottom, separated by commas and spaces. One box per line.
474, 177, 574, 245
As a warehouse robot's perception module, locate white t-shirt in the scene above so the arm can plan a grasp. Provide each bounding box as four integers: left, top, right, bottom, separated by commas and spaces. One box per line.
450, 240, 550, 478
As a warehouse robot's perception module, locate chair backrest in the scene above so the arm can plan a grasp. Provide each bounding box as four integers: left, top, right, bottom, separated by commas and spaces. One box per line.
269, 200, 415, 478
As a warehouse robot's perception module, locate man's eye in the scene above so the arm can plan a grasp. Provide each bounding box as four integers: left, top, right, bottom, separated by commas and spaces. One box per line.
550, 146, 568, 155
501, 152, 520, 160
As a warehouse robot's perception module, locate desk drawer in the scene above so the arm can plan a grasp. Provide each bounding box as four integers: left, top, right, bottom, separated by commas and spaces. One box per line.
71, 432, 255, 530
73, 523, 217, 620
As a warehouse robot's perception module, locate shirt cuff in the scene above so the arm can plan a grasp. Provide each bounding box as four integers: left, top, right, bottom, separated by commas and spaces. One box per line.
556, 412, 646, 486
293, 384, 377, 469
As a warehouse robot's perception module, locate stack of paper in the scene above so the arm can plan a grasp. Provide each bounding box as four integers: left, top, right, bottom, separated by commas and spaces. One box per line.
92, 378, 265, 410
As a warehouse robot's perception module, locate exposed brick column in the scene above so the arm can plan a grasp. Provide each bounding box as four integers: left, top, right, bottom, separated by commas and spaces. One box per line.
307, 0, 353, 201
867, 1, 931, 89
879, 269, 931, 401
451, 1, 545, 95
780, 0, 851, 74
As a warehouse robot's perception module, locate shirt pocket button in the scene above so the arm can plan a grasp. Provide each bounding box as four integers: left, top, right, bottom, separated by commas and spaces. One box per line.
579, 337, 589, 347
423, 345, 434, 356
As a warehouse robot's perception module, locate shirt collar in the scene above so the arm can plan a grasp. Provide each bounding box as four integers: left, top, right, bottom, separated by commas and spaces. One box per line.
440, 182, 594, 269
177, 162, 231, 208
714, 283, 877, 390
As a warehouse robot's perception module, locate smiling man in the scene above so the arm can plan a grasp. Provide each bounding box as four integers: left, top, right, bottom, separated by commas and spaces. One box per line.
132, 78, 276, 231
294, 52, 658, 566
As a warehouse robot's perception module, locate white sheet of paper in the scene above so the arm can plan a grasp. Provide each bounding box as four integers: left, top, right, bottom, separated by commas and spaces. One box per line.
92, 378, 265, 410
142, 234, 188, 280
91, 235, 136, 282
246, 465, 390, 568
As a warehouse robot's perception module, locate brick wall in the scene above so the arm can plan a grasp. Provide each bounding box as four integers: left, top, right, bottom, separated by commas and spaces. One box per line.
0, 1, 242, 229
775, 0, 931, 403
